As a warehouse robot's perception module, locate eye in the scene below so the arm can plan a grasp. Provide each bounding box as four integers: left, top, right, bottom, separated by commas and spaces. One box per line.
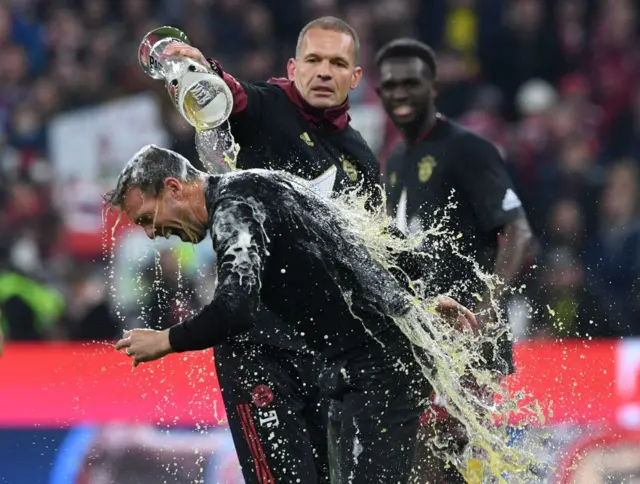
136, 215, 152, 226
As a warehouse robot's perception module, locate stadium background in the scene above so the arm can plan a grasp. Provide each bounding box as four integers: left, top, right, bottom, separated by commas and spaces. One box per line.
1, 0, 640, 482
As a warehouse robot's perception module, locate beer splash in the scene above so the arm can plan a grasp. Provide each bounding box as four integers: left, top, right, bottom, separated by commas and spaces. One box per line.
327, 186, 546, 482
101, 204, 222, 483
195, 126, 240, 172
100, 125, 547, 483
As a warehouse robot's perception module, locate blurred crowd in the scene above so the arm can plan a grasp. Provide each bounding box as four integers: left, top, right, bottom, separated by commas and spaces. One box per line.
0, 0, 639, 342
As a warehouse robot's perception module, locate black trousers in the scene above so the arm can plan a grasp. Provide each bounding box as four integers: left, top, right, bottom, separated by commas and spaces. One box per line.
321, 327, 432, 484
214, 341, 330, 484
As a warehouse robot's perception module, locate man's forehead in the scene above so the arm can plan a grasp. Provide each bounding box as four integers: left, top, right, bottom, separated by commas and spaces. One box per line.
380, 57, 425, 78
121, 187, 145, 217
301, 28, 355, 59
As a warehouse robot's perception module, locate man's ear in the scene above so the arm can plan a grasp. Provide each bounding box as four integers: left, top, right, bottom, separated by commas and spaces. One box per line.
350, 66, 363, 90
163, 177, 183, 200
430, 80, 438, 100
287, 58, 296, 81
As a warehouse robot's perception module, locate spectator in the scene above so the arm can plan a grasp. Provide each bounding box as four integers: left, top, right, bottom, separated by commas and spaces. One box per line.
603, 83, 640, 161
142, 250, 200, 331
59, 264, 120, 341
531, 248, 610, 338
546, 198, 585, 261
585, 160, 640, 336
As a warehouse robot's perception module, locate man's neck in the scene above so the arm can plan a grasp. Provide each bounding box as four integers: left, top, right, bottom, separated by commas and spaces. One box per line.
189, 176, 211, 228
402, 110, 438, 144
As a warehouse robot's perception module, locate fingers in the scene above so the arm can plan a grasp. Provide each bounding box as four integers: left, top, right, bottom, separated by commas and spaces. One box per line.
163, 43, 206, 63
435, 295, 456, 309
460, 307, 478, 331
434, 296, 478, 333
162, 43, 186, 56
114, 336, 131, 351
132, 354, 152, 367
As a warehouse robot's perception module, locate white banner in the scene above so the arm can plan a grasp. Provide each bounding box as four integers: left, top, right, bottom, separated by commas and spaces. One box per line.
49, 92, 169, 183
48, 93, 169, 235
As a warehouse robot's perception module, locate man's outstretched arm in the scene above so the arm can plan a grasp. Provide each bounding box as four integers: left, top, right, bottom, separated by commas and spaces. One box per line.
115, 197, 274, 365
168, 197, 270, 352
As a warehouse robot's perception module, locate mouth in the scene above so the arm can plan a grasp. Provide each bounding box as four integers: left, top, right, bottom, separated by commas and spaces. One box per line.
159, 227, 186, 241
311, 86, 334, 97
159, 228, 174, 239
392, 105, 414, 118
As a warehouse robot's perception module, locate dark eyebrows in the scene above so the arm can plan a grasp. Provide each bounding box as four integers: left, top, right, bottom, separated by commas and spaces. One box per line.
304, 52, 351, 66
333, 56, 350, 66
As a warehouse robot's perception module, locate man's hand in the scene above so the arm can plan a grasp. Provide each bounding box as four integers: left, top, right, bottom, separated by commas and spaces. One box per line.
163, 43, 208, 67
434, 296, 478, 332
115, 329, 174, 367
473, 294, 500, 332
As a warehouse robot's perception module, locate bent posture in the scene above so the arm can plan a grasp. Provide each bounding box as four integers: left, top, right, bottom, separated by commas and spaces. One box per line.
107, 145, 475, 484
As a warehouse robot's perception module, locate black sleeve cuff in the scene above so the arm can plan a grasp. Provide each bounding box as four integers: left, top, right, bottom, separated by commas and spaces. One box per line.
168, 323, 193, 353
167, 299, 256, 353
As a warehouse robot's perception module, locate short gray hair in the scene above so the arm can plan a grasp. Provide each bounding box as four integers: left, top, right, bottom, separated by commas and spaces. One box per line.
103, 145, 202, 209
295, 16, 360, 64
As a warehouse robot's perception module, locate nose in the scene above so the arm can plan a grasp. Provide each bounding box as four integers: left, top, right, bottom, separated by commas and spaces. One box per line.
315, 60, 332, 81
390, 85, 409, 102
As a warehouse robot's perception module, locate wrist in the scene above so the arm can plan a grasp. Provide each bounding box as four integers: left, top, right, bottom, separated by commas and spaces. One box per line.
166, 326, 182, 353
161, 329, 174, 354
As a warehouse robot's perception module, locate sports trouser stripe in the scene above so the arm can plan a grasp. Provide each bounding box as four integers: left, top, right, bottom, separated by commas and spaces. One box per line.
237, 403, 276, 483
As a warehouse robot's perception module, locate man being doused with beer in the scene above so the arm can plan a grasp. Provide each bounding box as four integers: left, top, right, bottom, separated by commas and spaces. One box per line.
108, 145, 477, 484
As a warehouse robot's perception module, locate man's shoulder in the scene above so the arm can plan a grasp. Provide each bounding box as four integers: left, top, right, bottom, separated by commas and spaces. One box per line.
342, 124, 370, 143
440, 119, 498, 153
384, 139, 408, 170
217, 168, 275, 187
425, 118, 502, 168
244, 80, 287, 94
239, 80, 290, 105
341, 125, 379, 166
217, 169, 298, 196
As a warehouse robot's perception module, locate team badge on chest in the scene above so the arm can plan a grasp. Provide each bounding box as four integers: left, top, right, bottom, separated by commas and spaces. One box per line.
340, 154, 358, 181
418, 156, 437, 183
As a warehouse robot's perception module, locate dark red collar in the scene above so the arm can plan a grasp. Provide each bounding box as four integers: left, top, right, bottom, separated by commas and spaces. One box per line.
267, 77, 351, 132
413, 113, 444, 144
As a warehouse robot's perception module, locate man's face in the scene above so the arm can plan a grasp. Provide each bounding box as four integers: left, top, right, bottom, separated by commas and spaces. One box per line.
121, 179, 206, 244
287, 28, 363, 109
376, 57, 435, 128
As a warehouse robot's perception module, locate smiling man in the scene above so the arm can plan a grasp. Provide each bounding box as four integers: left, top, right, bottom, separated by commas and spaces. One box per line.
375, 38, 533, 483
152, 17, 383, 484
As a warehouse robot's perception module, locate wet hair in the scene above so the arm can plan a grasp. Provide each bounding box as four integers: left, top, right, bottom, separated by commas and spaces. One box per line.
296, 16, 360, 63
375, 38, 437, 80
103, 145, 202, 209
